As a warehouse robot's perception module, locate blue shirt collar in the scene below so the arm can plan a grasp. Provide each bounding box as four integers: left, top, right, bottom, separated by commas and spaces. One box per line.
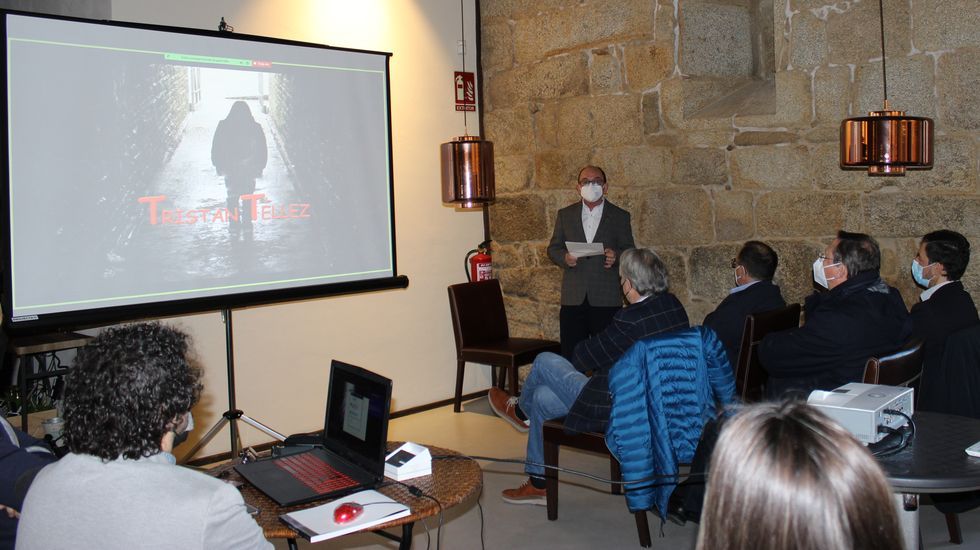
729, 279, 760, 295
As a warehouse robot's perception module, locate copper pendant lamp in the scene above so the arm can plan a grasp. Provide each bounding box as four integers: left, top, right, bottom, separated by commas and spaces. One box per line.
839, 0, 933, 176
441, 0, 495, 208
441, 135, 495, 208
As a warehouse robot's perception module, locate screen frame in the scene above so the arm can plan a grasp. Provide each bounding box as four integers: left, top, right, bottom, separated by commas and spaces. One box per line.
0, 9, 406, 335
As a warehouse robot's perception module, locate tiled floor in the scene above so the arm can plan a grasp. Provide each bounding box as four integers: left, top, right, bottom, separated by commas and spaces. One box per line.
272, 398, 980, 549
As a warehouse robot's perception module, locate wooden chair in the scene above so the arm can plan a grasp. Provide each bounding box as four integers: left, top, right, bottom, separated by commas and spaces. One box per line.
447, 280, 560, 412
862, 339, 924, 386
733, 303, 801, 402
542, 418, 652, 547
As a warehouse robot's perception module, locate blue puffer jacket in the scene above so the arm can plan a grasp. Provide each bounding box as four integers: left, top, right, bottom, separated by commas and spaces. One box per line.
605, 326, 736, 515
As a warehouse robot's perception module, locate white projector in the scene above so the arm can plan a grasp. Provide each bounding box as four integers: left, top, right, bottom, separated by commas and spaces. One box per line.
807, 383, 914, 445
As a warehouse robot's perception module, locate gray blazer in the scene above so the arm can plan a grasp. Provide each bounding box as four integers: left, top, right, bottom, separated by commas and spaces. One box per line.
547, 200, 635, 307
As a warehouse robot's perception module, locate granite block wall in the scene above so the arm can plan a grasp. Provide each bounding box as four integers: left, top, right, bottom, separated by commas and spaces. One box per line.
481, 0, 979, 338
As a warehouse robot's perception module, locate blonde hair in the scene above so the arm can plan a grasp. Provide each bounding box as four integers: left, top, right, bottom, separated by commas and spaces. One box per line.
696, 401, 902, 550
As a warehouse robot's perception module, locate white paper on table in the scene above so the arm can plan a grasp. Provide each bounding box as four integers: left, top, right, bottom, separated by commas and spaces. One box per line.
279, 490, 410, 543
566, 241, 605, 258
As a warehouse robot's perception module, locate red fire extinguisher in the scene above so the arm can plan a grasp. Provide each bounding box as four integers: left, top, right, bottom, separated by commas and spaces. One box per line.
465, 241, 493, 282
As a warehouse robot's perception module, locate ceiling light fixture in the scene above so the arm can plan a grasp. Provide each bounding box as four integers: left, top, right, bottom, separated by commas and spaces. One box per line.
839, 0, 933, 176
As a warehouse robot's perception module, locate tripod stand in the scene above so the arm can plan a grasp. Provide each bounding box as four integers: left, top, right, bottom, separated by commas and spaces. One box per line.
180, 309, 285, 463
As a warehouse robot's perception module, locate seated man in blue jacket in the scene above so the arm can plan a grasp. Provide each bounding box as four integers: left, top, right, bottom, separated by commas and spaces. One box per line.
488, 248, 689, 505
759, 230, 910, 398
703, 240, 785, 367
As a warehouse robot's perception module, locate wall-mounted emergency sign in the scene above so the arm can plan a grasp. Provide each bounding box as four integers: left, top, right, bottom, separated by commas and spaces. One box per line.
454, 71, 476, 111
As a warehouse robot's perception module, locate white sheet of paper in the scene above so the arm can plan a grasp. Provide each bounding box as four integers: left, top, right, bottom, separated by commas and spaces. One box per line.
342, 382, 369, 441
280, 489, 410, 542
566, 241, 605, 258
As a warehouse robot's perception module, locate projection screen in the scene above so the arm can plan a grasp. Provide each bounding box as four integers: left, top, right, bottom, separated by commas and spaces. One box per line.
1, 11, 405, 333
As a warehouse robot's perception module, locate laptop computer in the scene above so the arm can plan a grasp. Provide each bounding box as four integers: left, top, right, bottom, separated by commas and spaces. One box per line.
235, 360, 393, 506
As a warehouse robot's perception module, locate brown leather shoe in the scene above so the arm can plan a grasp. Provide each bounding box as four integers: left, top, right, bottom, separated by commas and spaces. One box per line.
501, 478, 546, 505
488, 387, 529, 433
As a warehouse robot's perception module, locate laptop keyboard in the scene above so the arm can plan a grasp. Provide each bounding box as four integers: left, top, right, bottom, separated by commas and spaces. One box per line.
274, 452, 357, 494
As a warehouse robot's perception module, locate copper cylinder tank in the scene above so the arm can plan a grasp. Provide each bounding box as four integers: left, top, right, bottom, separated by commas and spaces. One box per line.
441, 135, 495, 208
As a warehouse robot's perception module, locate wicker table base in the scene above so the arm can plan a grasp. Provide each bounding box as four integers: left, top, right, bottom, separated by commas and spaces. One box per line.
221, 442, 483, 549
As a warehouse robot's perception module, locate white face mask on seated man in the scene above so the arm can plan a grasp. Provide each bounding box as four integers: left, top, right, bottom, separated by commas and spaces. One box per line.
812, 256, 842, 290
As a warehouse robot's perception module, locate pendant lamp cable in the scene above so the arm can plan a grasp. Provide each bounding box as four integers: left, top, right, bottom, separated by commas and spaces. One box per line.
878, 0, 889, 108
460, 0, 469, 136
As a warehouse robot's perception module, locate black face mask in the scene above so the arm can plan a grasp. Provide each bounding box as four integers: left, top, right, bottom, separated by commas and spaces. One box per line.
172, 412, 194, 448
173, 430, 190, 448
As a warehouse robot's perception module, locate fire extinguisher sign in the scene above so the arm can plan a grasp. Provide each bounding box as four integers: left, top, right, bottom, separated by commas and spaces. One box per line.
454, 71, 476, 112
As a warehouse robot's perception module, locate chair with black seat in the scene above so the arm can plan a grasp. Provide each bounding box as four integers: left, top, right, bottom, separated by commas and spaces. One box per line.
447, 279, 560, 412
862, 339, 924, 386
732, 303, 801, 402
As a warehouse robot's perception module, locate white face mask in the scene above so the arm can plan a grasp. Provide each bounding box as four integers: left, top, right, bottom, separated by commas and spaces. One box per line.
580, 183, 603, 203
733, 265, 744, 287
812, 258, 829, 289
812, 257, 841, 289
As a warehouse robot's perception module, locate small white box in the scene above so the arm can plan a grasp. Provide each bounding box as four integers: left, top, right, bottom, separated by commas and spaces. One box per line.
384, 442, 432, 481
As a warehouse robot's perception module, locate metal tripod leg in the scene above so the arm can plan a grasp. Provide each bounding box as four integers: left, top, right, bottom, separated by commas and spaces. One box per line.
180, 409, 286, 464
237, 413, 287, 442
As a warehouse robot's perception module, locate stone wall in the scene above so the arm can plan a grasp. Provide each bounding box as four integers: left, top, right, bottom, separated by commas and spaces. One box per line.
480, 0, 980, 339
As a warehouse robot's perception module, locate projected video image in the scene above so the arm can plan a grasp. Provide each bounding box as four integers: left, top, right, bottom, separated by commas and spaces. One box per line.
132, 68, 323, 278
4, 14, 395, 321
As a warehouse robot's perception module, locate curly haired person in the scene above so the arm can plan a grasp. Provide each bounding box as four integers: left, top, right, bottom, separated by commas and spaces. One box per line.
16, 323, 271, 550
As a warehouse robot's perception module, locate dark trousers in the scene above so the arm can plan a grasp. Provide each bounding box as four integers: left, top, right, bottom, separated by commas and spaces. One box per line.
559, 297, 620, 359
671, 418, 721, 522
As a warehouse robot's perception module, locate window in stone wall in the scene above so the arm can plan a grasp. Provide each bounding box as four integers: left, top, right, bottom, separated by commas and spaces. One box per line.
680, 0, 776, 118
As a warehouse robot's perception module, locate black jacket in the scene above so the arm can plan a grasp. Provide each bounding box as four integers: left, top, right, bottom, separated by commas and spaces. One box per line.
919, 324, 980, 419
703, 280, 786, 368
563, 292, 689, 434
758, 271, 910, 398
910, 281, 979, 383
912, 282, 980, 416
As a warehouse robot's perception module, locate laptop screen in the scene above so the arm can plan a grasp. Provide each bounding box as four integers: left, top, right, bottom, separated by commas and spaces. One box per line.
323, 360, 392, 474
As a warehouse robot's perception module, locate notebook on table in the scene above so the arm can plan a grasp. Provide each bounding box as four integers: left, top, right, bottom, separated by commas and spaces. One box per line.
279, 489, 410, 542
236, 360, 393, 506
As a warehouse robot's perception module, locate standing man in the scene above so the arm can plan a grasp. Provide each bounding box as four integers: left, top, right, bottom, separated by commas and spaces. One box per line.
548, 166, 635, 358
703, 240, 786, 367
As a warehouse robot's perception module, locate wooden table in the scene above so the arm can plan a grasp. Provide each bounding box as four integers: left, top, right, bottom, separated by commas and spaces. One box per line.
219, 443, 483, 549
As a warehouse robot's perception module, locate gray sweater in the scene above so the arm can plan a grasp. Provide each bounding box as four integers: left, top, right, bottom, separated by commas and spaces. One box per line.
15, 452, 271, 550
